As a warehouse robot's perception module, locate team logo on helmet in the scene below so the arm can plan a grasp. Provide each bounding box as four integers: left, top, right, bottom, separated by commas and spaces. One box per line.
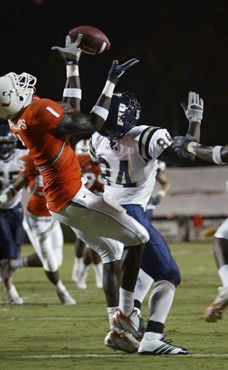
99, 92, 141, 140
0, 72, 37, 119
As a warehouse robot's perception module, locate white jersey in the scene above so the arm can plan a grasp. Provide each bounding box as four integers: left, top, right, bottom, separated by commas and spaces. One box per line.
0, 149, 27, 209
90, 125, 172, 210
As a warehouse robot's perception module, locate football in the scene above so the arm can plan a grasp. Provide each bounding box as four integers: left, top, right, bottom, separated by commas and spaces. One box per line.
69, 25, 111, 55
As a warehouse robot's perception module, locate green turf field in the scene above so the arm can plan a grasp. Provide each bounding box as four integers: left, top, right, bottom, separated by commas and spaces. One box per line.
0, 243, 227, 370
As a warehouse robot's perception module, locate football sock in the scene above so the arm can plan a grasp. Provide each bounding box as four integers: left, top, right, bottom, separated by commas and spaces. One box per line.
107, 306, 118, 329
93, 262, 103, 286
218, 264, 228, 287
56, 280, 67, 292
148, 280, 175, 324
119, 287, 134, 316
134, 268, 154, 304
10, 258, 28, 268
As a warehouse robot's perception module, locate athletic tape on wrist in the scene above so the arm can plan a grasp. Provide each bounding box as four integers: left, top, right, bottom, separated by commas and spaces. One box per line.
190, 117, 201, 124
91, 106, 109, 121
212, 146, 227, 165
102, 81, 115, 98
66, 64, 79, 77
63, 88, 82, 99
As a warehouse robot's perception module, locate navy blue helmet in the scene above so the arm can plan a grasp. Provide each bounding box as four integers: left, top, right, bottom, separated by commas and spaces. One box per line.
0, 125, 17, 159
99, 92, 141, 139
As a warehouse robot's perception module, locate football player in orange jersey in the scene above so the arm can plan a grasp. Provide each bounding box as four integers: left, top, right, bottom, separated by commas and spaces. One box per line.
0, 39, 149, 342
72, 139, 103, 289
0, 152, 76, 305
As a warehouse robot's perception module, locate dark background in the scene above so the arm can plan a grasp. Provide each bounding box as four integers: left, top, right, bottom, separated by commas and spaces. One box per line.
0, 0, 227, 165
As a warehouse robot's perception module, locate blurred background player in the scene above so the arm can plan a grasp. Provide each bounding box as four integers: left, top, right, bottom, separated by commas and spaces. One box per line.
91, 90, 202, 354
0, 152, 76, 305
72, 139, 103, 289
173, 132, 228, 322
0, 124, 27, 304
145, 160, 171, 221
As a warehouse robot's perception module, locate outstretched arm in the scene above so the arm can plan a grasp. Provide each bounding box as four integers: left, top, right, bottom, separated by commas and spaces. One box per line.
52, 41, 139, 135
162, 91, 204, 163
177, 139, 228, 165
52, 36, 82, 112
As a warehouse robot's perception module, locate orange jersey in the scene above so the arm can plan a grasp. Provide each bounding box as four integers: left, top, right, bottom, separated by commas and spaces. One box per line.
77, 154, 103, 194
9, 98, 82, 212
19, 153, 50, 216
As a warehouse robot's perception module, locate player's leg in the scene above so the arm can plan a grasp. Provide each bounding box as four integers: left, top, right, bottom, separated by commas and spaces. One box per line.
90, 248, 103, 288
72, 237, 86, 282
75, 243, 92, 289
24, 213, 76, 305
121, 204, 188, 355
0, 208, 24, 304
204, 218, 228, 322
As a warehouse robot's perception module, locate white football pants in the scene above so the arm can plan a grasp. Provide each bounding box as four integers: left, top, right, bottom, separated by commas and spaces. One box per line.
23, 212, 63, 272
50, 184, 149, 264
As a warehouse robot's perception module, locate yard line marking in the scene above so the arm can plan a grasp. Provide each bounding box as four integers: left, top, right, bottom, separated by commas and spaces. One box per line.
10, 353, 228, 359
6, 317, 102, 321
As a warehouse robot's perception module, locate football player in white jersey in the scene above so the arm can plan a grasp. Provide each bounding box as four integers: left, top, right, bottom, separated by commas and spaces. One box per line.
90, 90, 203, 355
172, 133, 228, 322
0, 124, 27, 304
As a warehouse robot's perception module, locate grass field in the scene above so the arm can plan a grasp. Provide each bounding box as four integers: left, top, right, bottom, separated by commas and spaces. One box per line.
0, 242, 228, 370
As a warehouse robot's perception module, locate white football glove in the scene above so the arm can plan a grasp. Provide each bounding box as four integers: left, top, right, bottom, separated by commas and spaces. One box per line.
181, 91, 204, 124
51, 36, 81, 65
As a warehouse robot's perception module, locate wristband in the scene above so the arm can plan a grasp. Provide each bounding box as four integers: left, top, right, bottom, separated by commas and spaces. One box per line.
91, 106, 109, 121
187, 141, 200, 155
212, 146, 227, 165
190, 117, 201, 124
66, 64, 79, 77
63, 88, 82, 99
102, 81, 116, 98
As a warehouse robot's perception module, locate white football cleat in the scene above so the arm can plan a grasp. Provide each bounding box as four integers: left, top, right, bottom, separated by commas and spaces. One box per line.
138, 335, 189, 355
7, 284, 24, 305
204, 286, 228, 322
104, 328, 139, 353
56, 290, 76, 305
111, 308, 144, 340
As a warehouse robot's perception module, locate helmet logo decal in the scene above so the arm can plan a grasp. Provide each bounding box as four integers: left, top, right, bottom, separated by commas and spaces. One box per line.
117, 103, 127, 127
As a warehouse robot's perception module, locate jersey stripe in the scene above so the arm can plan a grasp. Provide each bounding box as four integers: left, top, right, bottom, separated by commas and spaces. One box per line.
138, 127, 160, 160
37, 135, 67, 171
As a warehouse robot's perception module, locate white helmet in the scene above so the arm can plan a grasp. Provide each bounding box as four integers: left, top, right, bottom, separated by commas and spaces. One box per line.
75, 139, 90, 155
0, 72, 37, 119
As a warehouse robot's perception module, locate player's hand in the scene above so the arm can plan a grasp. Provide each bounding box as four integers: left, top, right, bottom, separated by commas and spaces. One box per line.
108, 58, 139, 84
171, 134, 198, 159
181, 91, 204, 124
51, 41, 81, 65
150, 190, 165, 206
